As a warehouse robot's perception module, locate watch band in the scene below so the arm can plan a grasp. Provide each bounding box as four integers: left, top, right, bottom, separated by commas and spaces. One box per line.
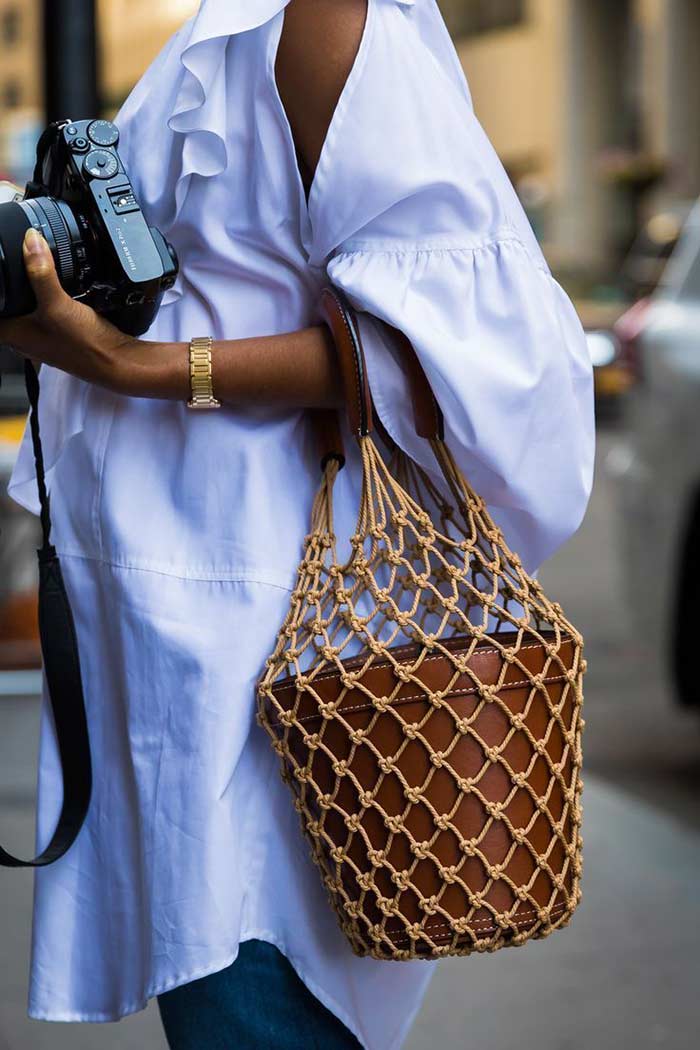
187, 336, 221, 409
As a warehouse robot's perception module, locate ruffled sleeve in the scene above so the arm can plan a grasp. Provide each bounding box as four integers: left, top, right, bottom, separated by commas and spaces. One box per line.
327, 238, 594, 573
312, 0, 594, 573
115, 0, 293, 237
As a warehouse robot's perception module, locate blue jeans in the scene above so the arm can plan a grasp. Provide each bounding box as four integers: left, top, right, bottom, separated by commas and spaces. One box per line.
157, 939, 362, 1050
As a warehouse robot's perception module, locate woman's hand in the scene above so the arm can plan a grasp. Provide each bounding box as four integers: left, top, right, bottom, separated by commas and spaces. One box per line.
0, 228, 172, 397
0, 229, 341, 408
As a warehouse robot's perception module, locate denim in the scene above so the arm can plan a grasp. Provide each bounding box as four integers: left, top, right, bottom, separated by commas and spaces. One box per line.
157, 939, 362, 1050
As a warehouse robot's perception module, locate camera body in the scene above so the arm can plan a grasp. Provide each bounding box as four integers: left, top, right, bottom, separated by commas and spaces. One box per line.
0, 118, 178, 337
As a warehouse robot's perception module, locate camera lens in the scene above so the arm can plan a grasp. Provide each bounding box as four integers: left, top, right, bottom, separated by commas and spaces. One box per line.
0, 202, 32, 315
0, 196, 92, 317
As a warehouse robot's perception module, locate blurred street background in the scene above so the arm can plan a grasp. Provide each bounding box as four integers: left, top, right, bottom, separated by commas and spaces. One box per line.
1, 1, 700, 1048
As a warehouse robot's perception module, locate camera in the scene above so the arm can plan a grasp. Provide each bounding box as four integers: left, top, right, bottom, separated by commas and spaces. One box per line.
0, 118, 178, 337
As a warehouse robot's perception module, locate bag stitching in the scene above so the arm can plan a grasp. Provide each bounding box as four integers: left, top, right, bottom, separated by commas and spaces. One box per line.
276, 640, 570, 691
272, 670, 570, 726
385, 901, 569, 939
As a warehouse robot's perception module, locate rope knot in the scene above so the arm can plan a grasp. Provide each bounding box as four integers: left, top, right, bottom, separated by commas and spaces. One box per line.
410, 841, 431, 860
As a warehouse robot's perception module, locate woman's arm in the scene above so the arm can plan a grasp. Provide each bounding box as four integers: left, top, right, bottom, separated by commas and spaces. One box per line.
0, 0, 368, 407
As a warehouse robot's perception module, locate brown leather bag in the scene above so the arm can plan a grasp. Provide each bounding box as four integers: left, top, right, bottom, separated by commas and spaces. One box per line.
257, 288, 585, 961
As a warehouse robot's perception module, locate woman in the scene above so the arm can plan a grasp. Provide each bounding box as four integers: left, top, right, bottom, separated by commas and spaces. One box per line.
2, 1, 594, 1047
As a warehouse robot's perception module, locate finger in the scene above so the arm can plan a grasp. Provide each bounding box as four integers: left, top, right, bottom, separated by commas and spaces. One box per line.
23, 228, 66, 316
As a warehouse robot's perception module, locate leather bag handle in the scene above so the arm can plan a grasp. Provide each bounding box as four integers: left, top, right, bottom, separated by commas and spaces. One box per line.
388, 326, 445, 442
319, 287, 374, 438
318, 286, 444, 445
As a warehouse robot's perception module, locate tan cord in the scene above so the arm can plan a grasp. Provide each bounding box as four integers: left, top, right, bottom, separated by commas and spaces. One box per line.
257, 432, 585, 961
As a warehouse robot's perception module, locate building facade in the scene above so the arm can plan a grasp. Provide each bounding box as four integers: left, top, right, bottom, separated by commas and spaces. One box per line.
450, 0, 700, 274
0, 1, 697, 275
0, 0, 196, 181
0, 1, 42, 180
99, 0, 197, 110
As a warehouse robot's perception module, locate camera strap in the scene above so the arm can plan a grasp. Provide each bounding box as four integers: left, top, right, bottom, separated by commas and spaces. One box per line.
0, 360, 92, 867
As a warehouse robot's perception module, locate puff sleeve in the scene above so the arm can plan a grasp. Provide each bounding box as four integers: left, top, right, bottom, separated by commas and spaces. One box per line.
311, 0, 595, 574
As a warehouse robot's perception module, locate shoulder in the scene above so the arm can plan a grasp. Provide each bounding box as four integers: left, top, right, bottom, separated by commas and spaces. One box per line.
305, 0, 514, 260
276, 0, 369, 177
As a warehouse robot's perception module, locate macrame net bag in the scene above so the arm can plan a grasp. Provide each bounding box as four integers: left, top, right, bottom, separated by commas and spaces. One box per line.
257, 288, 585, 961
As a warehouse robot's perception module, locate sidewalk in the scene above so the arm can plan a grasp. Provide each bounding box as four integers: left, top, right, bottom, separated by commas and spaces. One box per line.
405, 774, 700, 1050
3, 748, 698, 1049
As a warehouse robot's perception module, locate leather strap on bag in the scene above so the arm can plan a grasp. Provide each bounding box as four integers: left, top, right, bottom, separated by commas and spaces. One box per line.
388, 326, 444, 442
315, 287, 444, 462
311, 286, 373, 471
319, 286, 374, 438
0, 359, 92, 868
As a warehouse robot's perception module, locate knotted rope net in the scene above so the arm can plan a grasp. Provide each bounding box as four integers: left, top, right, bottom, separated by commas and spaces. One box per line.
257, 291, 585, 961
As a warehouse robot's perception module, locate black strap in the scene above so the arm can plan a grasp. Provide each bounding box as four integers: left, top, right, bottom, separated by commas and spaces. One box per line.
0, 359, 92, 867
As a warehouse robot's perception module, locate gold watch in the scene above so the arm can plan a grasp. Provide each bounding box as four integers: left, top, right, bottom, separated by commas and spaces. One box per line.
187, 336, 221, 409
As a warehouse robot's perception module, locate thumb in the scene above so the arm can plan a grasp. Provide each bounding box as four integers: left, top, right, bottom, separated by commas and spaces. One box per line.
23, 228, 65, 313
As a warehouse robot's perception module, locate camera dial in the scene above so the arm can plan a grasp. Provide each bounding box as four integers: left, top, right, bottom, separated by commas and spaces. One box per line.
87, 120, 119, 148
84, 150, 119, 180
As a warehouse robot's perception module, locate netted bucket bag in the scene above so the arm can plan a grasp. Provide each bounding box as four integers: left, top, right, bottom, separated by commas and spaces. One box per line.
257, 288, 585, 961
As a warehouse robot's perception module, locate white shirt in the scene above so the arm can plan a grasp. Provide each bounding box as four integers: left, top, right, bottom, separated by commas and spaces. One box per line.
7, 1, 595, 1047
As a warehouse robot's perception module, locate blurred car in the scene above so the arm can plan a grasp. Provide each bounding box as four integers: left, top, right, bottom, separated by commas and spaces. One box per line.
584, 324, 629, 401
579, 202, 694, 408
609, 198, 700, 710
0, 346, 40, 670
619, 202, 693, 300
